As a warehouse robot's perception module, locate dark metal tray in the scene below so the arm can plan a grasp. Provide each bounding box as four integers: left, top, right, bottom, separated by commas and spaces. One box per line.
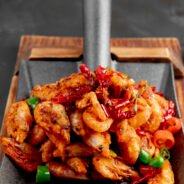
0, 61, 184, 184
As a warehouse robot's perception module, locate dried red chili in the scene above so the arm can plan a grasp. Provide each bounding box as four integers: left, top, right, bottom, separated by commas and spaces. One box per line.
136, 129, 146, 137
52, 85, 92, 104
162, 100, 175, 123
108, 99, 130, 109
110, 109, 135, 120
79, 64, 91, 78
101, 104, 110, 118
94, 65, 111, 87
132, 165, 157, 184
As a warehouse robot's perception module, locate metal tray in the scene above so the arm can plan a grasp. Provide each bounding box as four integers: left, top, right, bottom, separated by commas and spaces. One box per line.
0, 61, 184, 184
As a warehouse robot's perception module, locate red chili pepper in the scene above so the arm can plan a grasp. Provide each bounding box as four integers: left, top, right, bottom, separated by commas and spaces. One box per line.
101, 104, 110, 118
136, 129, 146, 136
52, 85, 92, 103
79, 64, 91, 78
151, 86, 164, 96
95, 65, 111, 87
162, 100, 175, 123
109, 99, 130, 109
132, 165, 157, 184
110, 109, 135, 120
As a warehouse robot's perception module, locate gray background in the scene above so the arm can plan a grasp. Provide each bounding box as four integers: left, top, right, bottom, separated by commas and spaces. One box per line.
1, 0, 184, 125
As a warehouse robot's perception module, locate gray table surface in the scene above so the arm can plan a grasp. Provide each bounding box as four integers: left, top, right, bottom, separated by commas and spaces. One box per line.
0, 0, 184, 125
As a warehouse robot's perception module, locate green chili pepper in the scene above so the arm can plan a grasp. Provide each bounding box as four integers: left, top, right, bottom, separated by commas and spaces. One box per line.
149, 155, 164, 168
139, 149, 151, 164
110, 150, 117, 157
26, 97, 39, 110
160, 148, 170, 160
36, 165, 50, 183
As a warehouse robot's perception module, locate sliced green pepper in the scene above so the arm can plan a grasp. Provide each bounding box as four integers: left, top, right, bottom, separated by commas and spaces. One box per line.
160, 148, 170, 160
139, 149, 151, 164
36, 165, 50, 183
26, 97, 39, 110
149, 155, 164, 168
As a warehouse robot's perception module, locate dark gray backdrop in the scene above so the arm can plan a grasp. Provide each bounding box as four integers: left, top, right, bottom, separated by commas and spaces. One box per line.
0, 0, 184, 125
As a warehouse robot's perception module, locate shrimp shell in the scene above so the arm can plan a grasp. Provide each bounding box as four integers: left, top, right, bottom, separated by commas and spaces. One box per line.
31, 73, 91, 102
64, 143, 94, 157
116, 120, 141, 165
5, 101, 33, 143
128, 97, 151, 129
27, 125, 46, 146
83, 106, 113, 132
70, 110, 86, 136
0, 137, 42, 172
34, 101, 70, 143
40, 139, 55, 162
65, 157, 87, 174
93, 156, 139, 180
83, 132, 111, 157
48, 161, 89, 180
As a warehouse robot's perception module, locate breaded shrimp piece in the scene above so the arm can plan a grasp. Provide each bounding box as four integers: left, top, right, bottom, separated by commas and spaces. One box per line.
0, 137, 41, 172
65, 157, 87, 174
27, 125, 46, 146
5, 101, 33, 143
93, 156, 139, 180
31, 73, 92, 102
34, 101, 70, 143
148, 160, 174, 184
116, 120, 141, 165
48, 161, 88, 180
129, 97, 151, 129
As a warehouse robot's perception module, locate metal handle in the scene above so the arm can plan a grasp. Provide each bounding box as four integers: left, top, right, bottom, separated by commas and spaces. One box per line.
83, 0, 111, 70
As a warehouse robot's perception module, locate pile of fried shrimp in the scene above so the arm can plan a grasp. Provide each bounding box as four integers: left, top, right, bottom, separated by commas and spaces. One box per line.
0, 64, 182, 184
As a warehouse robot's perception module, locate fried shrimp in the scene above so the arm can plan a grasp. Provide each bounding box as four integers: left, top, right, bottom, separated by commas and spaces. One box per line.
27, 125, 46, 145
5, 101, 33, 143
76, 92, 113, 132
83, 106, 113, 132
140, 133, 155, 157
128, 97, 151, 129
70, 110, 86, 136
64, 143, 94, 157
116, 120, 141, 165
83, 132, 111, 157
76, 92, 106, 120
34, 101, 70, 143
148, 160, 174, 184
40, 140, 55, 162
93, 156, 139, 180
65, 157, 87, 174
31, 73, 92, 102
142, 96, 162, 133
0, 137, 41, 172
48, 161, 88, 180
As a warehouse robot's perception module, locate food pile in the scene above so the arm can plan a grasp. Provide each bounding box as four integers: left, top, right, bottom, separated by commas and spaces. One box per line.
0, 64, 182, 183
